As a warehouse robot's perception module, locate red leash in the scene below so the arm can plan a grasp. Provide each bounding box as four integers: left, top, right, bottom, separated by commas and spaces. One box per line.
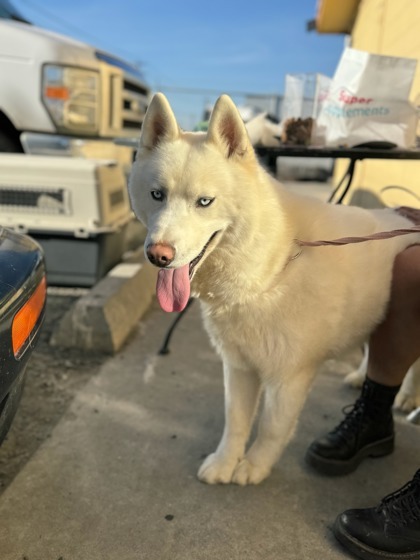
296, 225, 420, 247
296, 206, 420, 248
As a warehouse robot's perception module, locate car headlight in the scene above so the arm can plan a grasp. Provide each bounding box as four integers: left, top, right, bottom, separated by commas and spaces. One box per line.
42, 65, 100, 134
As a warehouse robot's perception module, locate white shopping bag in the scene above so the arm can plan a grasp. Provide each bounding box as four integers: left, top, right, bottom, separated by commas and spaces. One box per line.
282, 73, 332, 120
313, 48, 418, 148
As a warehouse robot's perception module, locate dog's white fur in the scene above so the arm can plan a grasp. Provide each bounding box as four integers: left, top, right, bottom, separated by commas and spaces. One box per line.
128, 93, 420, 485
345, 345, 420, 413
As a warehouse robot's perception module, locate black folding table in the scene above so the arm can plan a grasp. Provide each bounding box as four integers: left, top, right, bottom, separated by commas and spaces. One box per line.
255, 144, 420, 203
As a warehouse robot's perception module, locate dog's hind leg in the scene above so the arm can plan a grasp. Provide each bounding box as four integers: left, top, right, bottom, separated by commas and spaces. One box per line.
232, 370, 314, 485
394, 360, 420, 412
344, 347, 418, 413
198, 362, 261, 484
343, 343, 369, 388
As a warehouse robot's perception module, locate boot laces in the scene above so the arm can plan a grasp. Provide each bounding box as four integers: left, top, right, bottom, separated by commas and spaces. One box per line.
331, 396, 367, 439
378, 471, 420, 527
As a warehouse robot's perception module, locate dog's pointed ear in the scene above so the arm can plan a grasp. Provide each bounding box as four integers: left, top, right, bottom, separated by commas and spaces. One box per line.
139, 93, 179, 150
206, 95, 250, 158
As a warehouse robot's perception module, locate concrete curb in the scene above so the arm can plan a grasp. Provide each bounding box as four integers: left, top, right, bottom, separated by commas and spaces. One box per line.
50, 251, 157, 353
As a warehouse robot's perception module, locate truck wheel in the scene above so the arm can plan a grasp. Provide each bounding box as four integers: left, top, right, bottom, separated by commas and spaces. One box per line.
0, 370, 26, 445
0, 130, 21, 152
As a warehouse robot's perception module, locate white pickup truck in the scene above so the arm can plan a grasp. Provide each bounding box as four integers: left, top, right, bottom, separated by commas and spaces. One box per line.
0, 0, 149, 165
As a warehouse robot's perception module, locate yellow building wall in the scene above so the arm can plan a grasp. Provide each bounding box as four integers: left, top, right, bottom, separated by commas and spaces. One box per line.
334, 0, 420, 208
352, 0, 420, 101
351, 0, 384, 54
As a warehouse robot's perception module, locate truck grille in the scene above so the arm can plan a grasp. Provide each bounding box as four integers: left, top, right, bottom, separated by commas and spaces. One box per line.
121, 79, 148, 131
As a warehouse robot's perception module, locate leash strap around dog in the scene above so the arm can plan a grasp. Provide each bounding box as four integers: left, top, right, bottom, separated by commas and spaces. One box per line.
296, 225, 420, 247
296, 206, 420, 248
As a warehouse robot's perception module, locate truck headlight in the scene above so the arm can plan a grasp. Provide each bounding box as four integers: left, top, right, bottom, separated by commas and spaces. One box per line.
42, 65, 100, 134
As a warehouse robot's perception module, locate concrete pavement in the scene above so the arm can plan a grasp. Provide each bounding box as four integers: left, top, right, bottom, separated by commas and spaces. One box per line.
0, 299, 419, 560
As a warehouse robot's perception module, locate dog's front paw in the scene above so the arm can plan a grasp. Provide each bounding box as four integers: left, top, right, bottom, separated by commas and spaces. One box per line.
231, 458, 271, 486
394, 390, 419, 413
197, 453, 240, 484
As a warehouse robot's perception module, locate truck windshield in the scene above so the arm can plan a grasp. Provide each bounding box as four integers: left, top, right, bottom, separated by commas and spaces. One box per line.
0, 0, 30, 23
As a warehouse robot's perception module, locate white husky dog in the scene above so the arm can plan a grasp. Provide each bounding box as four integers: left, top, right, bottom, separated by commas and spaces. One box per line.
128, 93, 420, 485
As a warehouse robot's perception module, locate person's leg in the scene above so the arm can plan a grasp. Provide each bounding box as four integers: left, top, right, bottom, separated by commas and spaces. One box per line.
368, 245, 420, 385
306, 245, 420, 476
332, 246, 420, 559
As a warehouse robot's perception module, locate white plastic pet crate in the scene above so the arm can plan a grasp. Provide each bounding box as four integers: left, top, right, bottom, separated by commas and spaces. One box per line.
0, 155, 133, 286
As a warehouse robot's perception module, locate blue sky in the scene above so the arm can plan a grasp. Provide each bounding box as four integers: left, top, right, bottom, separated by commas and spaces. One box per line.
13, 0, 345, 129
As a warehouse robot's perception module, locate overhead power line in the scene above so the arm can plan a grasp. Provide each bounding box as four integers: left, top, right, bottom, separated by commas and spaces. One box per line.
17, 0, 143, 63
157, 85, 281, 98
18, 0, 105, 45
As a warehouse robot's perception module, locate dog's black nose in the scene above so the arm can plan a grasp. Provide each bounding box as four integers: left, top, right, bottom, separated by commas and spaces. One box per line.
146, 242, 175, 267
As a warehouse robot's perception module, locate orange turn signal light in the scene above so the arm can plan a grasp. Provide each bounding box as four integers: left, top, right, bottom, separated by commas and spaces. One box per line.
12, 276, 47, 358
44, 86, 70, 100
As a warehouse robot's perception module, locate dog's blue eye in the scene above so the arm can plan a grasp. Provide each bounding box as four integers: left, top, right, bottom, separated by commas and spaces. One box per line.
197, 197, 214, 208
151, 190, 164, 201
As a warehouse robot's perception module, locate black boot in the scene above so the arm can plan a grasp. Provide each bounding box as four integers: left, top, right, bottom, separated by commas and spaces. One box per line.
333, 469, 420, 559
305, 378, 399, 475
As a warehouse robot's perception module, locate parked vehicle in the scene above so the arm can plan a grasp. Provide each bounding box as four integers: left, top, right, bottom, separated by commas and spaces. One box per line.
0, 228, 46, 444
0, 0, 150, 167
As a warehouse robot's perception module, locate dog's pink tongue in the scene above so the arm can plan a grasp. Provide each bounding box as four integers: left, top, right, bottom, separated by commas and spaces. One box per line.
156, 266, 190, 312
